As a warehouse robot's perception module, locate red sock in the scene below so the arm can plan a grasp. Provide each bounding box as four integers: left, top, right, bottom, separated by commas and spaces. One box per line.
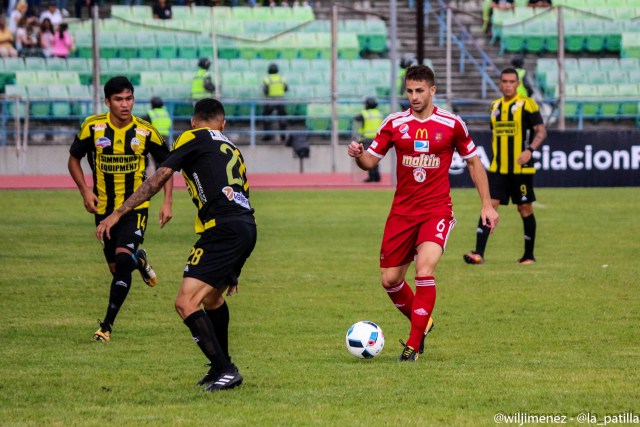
385, 280, 414, 320
407, 276, 436, 350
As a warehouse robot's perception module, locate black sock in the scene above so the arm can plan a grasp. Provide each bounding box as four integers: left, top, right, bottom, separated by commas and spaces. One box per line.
184, 310, 233, 372
103, 252, 136, 327
522, 214, 536, 259
474, 217, 491, 257
206, 301, 230, 362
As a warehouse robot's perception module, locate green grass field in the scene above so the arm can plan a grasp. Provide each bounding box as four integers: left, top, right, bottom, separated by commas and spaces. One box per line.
0, 187, 638, 426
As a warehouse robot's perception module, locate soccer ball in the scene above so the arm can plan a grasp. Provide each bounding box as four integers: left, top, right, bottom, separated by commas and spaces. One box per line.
345, 321, 385, 359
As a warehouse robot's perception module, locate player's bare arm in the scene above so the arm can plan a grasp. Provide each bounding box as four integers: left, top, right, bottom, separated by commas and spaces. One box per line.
347, 140, 380, 171
96, 166, 174, 241
466, 156, 499, 233
67, 155, 99, 213
158, 174, 174, 228
518, 123, 547, 165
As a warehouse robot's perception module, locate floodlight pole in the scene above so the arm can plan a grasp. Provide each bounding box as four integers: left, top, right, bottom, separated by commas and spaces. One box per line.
557, 6, 565, 130
91, 3, 101, 115
330, 4, 338, 173
390, 0, 398, 186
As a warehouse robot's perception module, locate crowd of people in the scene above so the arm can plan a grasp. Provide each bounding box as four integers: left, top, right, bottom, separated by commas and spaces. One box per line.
0, 0, 74, 58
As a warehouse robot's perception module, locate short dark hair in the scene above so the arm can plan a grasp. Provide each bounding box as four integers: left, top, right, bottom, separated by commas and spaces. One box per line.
501, 67, 520, 80
193, 98, 225, 122
104, 76, 134, 99
405, 64, 436, 86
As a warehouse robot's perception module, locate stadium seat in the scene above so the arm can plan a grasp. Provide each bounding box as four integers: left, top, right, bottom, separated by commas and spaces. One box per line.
597, 84, 622, 117
129, 58, 151, 72
67, 84, 92, 116
56, 72, 81, 85
4, 84, 27, 118
564, 20, 585, 52
171, 6, 192, 20
155, 32, 178, 58
140, 71, 163, 86
175, 33, 199, 59
26, 84, 51, 117
49, 85, 71, 117
500, 22, 526, 54
305, 103, 331, 131
135, 33, 158, 59
584, 20, 607, 53
45, 57, 67, 71
130, 5, 152, 20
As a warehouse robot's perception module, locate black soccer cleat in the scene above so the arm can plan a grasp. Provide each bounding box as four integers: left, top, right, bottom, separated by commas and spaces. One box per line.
196, 364, 217, 386
136, 248, 157, 287
418, 316, 435, 355
202, 368, 243, 392
398, 341, 419, 362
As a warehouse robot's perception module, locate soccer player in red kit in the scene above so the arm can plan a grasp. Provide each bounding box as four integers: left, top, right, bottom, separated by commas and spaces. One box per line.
347, 65, 499, 361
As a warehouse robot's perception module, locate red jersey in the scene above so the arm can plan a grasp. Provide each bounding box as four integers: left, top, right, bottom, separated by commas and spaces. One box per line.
368, 106, 477, 216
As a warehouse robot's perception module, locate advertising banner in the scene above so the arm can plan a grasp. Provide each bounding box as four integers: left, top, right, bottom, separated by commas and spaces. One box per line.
450, 130, 640, 187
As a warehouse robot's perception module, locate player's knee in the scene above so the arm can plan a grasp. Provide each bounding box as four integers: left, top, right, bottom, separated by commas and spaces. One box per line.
202, 292, 225, 311
380, 274, 404, 289
114, 251, 137, 273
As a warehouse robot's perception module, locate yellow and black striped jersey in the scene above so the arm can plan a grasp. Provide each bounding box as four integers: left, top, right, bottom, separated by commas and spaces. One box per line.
489, 94, 544, 175
69, 113, 170, 215
163, 127, 255, 234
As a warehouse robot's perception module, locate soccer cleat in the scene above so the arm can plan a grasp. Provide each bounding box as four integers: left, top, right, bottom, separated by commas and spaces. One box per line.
196, 364, 218, 386
463, 251, 484, 264
518, 257, 536, 265
136, 248, 157, 287
398, 342, 419, 362
93, 320, 111, 342
418, 317, 435, 355
202, 368, 243, 392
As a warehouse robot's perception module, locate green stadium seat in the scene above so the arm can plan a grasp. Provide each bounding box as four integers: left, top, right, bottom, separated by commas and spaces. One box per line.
128, 58, 150, 72
165, 58, 193, 72
500, 22, 526, 54
98, 32, 118, 58
15, 71, 37, 86
24, 57, 46, 70
67, 84, 92, 116
175, 33, 199, 59
130, 5, 152, 20
26, 84, 51, 117
305, 103, 331, 131
115, 32, 139, 59
564, 20, 585, 52
135, 32, 158, 59
212, 6, 231, 20
584, 20, 607, 52
230, 6, 252, 21
621, 32, 640, 58
251, 7, 272, 21
171, 6, 192, 20
619, 58, 640, 71
45, 57, 67, 71
57, 72, 81, 85
140, 71, 163, 86
4, 84, 27, 118
155, 32, 178, 58
607, 70, 629, 84
49, 85, 71, 117
338, 33, 361, 60
524, 22, 546, 53
271, 6, 293, 21
597, 84, 622, 117
162, 71, 189, 85
292, 5, 314, 21
364, 20, 388, 54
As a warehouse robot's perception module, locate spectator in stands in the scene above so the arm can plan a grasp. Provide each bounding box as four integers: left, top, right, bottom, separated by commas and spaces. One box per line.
192, 58, 215, 100
511, 56, 533, 97
51, 22, 73, 58
39, 1, 62, 28
0, 17, 19, 58
352, 97, 383, 183
9, 1, 30, 35
74, 0, 97, 19
262, 62, 288, 142
15, 16, 42, 57
153, 0, 172, 20
38, 17, 54, 57
144, 96, 173, 147
528, 0, 551, 7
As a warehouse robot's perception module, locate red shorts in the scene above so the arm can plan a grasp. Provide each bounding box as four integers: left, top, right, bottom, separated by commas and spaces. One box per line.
380, 211, 456, 268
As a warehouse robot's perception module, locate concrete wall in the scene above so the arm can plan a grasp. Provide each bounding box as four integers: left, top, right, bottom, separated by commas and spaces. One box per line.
0, 144, 392, 175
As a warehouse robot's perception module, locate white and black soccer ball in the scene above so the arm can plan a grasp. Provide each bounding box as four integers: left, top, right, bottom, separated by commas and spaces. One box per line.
345, 321, 384, 359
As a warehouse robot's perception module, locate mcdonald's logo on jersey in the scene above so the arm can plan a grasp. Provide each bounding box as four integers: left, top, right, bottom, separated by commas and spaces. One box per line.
414, 128, 429, 152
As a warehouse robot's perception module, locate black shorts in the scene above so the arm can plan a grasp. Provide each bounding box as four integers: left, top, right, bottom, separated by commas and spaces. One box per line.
488, 172, 536, 205
183, 221, 257, 290
95, 209, 148, 263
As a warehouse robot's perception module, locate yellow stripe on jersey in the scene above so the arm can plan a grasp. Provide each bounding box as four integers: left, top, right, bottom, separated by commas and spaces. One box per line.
76, 113, 165, 214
